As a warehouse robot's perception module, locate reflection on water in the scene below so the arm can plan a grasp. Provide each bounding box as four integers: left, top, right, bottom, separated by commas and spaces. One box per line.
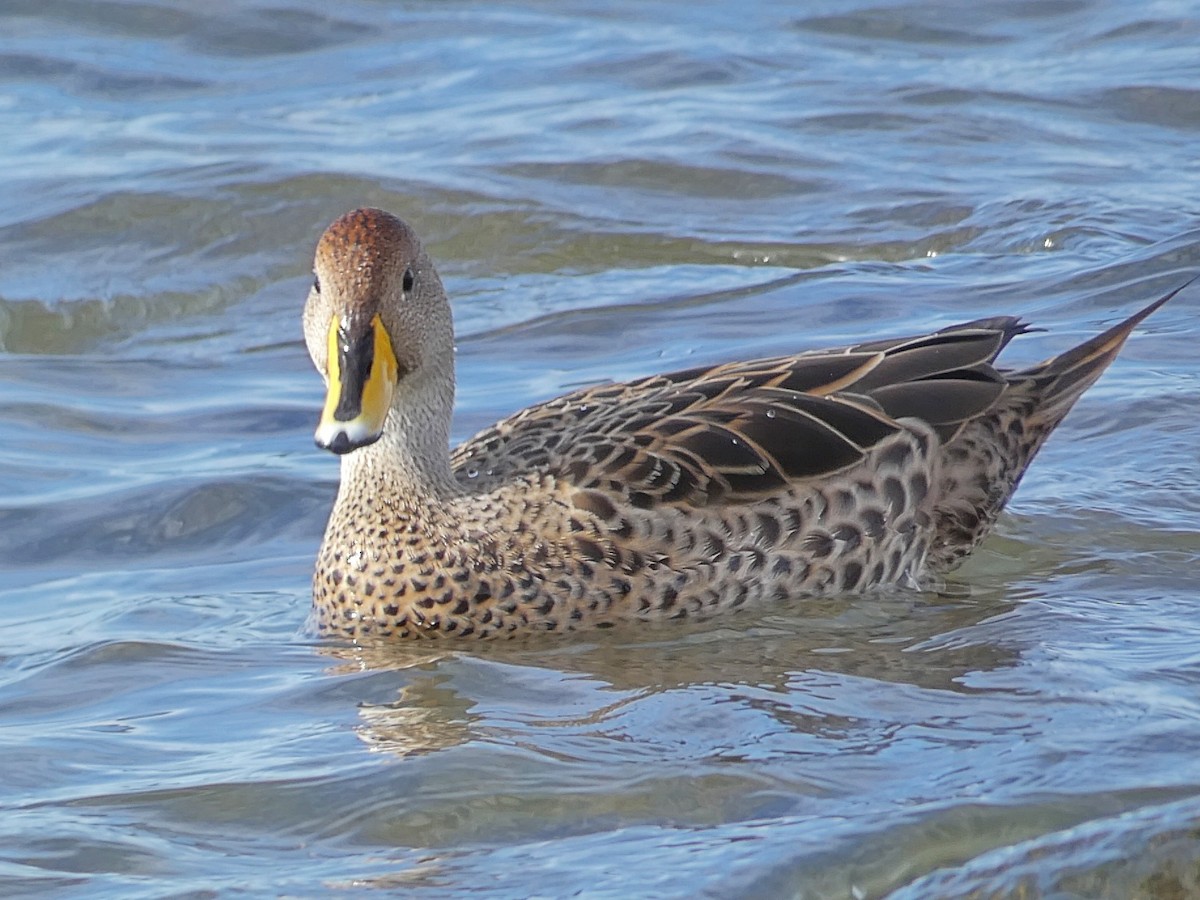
2, 0, 1200, 896
327, 588, 1020, 757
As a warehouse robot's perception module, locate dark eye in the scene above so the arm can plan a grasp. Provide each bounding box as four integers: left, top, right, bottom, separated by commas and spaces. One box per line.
402, 268, 414, 292
313, 274, 321, 294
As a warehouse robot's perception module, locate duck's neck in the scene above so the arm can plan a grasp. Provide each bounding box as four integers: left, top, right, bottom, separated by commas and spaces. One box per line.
337, 380, 459, 508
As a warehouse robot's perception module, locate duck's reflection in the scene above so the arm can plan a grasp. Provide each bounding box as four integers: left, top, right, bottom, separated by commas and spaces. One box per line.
316, 570, 1029, 759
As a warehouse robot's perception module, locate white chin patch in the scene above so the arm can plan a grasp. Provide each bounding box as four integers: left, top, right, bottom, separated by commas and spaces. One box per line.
314, 417, 381, 455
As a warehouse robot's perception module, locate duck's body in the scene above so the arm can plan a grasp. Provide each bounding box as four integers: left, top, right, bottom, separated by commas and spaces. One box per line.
303, 207, 1180, 640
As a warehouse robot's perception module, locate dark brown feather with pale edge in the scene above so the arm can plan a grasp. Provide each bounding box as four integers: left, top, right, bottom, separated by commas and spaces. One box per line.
454, 317, 1027, 504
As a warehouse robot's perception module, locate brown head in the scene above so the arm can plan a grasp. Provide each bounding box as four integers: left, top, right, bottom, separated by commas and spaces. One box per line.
303, 208, 455, 469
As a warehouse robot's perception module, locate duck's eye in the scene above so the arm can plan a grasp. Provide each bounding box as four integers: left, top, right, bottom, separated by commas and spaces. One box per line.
402, 268, 414, 293
313, 274, 321, 294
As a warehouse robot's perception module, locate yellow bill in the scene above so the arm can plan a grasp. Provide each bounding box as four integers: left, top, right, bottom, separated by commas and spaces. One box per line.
315, 313, 398, 454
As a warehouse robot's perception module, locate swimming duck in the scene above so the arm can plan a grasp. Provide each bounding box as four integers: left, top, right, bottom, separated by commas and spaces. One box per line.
303, 207, 1180, 639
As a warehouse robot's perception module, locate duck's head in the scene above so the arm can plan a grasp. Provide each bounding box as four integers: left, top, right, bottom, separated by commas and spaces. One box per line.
303, 208, 453, 456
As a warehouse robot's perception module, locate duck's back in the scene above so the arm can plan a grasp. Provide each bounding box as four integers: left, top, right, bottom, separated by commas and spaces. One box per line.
451, 316, 1025, 499
451, 293, 1170, 598
441, 318, 1028, 623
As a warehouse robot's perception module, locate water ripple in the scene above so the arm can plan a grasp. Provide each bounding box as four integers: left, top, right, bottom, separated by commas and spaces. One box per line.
2, 0, 1200, 896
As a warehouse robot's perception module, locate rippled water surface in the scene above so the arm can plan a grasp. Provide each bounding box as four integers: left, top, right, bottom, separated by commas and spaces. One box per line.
3, 1, 1200, 897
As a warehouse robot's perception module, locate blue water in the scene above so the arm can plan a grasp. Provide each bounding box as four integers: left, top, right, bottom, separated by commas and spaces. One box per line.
2, 1, 1200, 897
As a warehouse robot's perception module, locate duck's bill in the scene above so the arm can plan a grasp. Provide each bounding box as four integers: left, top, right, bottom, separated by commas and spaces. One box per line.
315, 313, 398, 455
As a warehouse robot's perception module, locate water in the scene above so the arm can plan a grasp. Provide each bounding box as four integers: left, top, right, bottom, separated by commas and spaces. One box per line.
2, 1, 1199, 896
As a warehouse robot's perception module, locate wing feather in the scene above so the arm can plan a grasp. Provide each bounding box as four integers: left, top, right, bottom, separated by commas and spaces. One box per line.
452, 316, 1024, 507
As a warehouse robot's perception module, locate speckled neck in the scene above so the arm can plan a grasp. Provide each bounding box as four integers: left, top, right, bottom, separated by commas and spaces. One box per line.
336, 375, 460, 505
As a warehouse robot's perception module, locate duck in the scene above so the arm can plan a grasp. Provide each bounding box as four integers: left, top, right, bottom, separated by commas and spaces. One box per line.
303, 207, 1182, 640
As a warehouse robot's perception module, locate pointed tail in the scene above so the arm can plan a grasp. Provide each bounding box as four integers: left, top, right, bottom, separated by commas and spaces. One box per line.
1014, 279, 1190, 419
928, 279, 1190, 572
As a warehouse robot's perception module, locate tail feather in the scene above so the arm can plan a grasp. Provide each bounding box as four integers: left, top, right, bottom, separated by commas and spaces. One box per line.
928, 279, 1189, 572
1016, 278, 1190, 415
